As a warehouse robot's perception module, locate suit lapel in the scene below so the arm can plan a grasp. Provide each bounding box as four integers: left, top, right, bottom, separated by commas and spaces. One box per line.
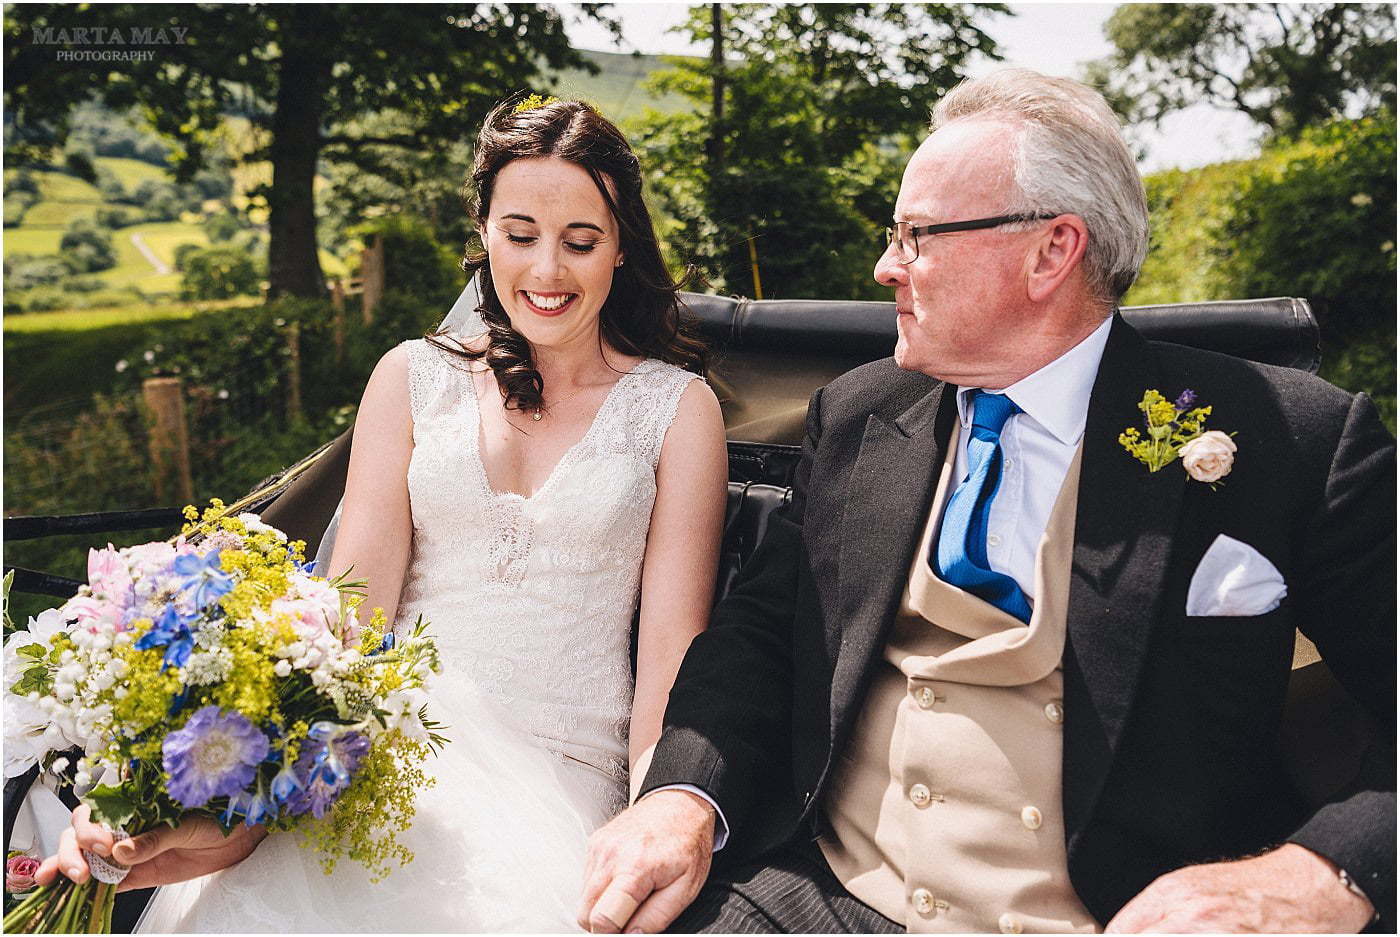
829, 381, 955, 740
1063, 314, 1187, 835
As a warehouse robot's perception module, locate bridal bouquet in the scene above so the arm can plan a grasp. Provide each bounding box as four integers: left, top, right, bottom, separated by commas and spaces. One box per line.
2, 502, 443, 933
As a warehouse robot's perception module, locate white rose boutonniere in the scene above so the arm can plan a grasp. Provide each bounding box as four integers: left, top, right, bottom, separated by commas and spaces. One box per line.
1119, 389, 1236, 487
1179, 430, 1237, 483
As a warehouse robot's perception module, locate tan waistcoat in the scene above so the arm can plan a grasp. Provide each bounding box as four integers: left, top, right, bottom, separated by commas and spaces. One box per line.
820, 421, 1098, 934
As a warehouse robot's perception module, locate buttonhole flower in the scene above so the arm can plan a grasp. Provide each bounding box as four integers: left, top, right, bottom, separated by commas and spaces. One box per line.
1119, 388, 1234, 486
162, 706, 269, 809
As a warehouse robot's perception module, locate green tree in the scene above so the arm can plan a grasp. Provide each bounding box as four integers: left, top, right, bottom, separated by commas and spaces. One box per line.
1215, 112, 1396, 425
4, 4, 614, 298
1090, 4, 1396, 136
634, 3, 1004, 299
59, 218, 116, 273
180, 246, 261, 300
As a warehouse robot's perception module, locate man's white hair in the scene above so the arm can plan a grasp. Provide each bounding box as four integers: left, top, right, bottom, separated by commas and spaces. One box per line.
932, 68, 1149, 304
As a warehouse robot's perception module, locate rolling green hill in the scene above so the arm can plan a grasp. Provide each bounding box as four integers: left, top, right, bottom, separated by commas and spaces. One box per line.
550, 49, 696, 123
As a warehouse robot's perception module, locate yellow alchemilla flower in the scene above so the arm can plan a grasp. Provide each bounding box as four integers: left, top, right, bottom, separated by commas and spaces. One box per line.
513, 93, 559, 114
1120, 389, 1229, 480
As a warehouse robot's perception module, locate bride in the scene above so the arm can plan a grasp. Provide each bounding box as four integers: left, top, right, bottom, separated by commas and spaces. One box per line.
38, 96, 728, 932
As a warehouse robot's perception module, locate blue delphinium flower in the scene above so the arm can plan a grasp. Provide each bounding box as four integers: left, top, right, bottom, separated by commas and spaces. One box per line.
1174, 388, 1198, 411
243, 781, 278, 827
269, 757, 304, 803
134, 604, 198, 671
173, 551, 234, 610
285, 728, 370, 819
163, 706, 270, 809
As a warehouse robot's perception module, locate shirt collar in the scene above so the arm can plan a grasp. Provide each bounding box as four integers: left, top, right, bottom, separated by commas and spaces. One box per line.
955, 315, 1114, 446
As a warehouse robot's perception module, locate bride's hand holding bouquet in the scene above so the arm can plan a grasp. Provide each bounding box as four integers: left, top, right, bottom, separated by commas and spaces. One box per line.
2, 502, 444, 933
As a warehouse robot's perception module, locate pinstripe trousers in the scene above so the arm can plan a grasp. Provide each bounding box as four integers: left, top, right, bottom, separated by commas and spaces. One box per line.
668, 838, 903, 934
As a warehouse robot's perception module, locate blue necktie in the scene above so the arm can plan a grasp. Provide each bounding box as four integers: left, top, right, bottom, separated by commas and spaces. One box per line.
933, 390, 1032, 622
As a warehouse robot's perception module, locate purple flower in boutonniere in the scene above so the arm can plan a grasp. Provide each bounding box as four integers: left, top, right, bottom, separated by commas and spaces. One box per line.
1118, 389, 1236, 485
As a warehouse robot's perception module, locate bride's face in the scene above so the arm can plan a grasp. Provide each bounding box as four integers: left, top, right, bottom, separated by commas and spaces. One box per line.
484, 156, 624, 354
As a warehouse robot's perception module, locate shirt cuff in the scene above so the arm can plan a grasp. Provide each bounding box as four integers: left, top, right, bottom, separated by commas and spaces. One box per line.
643, 784, 730, 851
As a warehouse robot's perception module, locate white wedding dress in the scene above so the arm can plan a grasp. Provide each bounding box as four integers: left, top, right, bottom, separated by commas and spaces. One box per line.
137, 337, 699, 932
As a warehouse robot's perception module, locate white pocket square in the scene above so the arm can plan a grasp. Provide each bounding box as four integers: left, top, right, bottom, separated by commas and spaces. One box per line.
1186, 534, 1287, 617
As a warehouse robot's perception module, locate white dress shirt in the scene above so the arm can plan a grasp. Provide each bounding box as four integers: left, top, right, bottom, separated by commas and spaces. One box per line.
650, 315, 1114, 850
950, 315, 1112, 601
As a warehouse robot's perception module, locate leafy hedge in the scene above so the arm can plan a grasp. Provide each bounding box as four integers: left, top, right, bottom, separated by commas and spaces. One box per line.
1126, 113, 1396, 431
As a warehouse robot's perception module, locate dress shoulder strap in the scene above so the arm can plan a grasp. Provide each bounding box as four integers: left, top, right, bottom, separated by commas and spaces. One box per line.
617, 360, 702, 469
403, 336, 474, 421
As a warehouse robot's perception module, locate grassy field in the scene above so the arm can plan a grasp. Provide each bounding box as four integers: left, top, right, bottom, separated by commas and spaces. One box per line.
552, 49, 695, 123
3, 298, 260, 416
100, 156, 169, 190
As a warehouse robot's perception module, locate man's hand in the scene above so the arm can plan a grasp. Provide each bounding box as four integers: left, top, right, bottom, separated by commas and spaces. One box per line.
1105, 843, 1376, 933
577, 789, 715, 933
33, 804, 266, 893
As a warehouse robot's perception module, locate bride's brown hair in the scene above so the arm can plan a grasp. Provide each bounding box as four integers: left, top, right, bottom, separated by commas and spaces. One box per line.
429, 96, 707, 413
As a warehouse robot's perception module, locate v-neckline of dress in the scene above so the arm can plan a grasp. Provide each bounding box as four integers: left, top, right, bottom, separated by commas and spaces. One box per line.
466, 359, 650, 503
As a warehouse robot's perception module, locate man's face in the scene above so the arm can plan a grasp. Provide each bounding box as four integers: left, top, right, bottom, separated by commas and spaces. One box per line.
873, 120, 1043, 386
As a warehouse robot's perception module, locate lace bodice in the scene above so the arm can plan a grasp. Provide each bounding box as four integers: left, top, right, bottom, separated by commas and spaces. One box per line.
397, 338, 698, 792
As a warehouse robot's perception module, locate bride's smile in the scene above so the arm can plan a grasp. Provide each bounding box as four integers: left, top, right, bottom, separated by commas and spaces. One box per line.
486, 155, 625, 353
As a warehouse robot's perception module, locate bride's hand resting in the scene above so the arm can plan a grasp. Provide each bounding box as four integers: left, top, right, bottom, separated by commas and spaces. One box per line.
33, 804, 267, 892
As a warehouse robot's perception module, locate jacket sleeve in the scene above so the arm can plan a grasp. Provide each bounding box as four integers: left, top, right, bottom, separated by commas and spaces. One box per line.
638, 386, 823, 834
1285, 391, 1396, 929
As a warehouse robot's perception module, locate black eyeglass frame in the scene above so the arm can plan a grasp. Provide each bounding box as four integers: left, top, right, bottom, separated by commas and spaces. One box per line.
885, 213, 1059, 264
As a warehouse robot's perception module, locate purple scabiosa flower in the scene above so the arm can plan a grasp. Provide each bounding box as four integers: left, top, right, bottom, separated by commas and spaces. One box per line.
1174, 389, 1198, 411
163, 706, 270, 809
173, 550, 234, 610
285, 729, 371, 819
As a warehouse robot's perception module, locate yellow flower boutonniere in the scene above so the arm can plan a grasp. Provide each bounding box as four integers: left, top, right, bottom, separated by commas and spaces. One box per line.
1119, 388, 1237, 486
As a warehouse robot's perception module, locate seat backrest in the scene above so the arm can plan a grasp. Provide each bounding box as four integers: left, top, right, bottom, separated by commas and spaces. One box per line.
686, 294, 1320, 450
260, 295, 1321, 547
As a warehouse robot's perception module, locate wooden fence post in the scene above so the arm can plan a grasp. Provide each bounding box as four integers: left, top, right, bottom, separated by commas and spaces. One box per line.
285, 321, 303, 423
142, 377, 194, 505
361, 235, 385, 325
330, 279, 347, 366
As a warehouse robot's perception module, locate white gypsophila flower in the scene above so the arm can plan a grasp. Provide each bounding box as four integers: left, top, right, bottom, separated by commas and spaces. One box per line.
193, 619, 228, 650
274, 659, 292, 677
184, 647, 234, 686
237, 513, 286, 539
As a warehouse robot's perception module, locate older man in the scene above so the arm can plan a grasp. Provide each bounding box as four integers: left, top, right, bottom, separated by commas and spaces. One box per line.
579, 69, 1394, 933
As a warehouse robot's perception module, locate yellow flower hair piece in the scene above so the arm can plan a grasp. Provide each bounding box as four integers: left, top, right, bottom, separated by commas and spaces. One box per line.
513, 93, 559, 114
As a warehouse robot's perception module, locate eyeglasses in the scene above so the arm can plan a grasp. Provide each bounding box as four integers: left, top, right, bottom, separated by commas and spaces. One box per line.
885, 213, 1058, 264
